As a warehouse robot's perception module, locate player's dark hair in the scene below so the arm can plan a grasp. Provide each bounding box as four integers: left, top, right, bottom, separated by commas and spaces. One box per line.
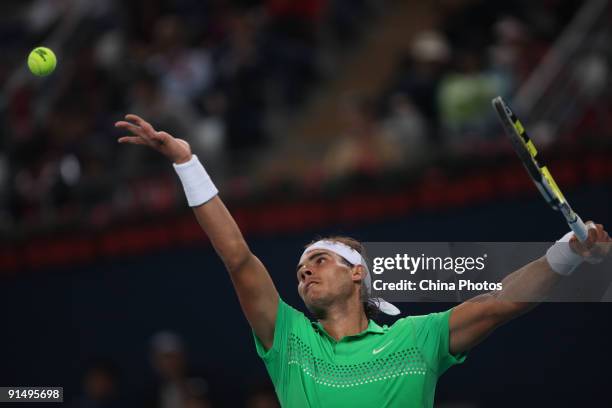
306, 236, 380, 320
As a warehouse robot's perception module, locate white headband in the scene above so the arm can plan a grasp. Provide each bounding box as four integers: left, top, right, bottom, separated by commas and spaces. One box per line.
300, 240, 400, 316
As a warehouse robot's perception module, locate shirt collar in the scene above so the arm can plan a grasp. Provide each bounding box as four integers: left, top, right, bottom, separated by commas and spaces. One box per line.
312, 319, 386, 342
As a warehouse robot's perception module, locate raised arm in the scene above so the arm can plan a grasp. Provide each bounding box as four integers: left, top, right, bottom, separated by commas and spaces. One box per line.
448, 223, 610, 354
116, 114, 278, 349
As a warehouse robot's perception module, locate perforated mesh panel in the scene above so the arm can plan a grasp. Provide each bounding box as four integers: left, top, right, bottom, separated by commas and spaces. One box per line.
287, 334, 428, 388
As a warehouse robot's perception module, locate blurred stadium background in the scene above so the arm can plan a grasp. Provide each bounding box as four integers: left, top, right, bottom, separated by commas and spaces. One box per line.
1, 0, 611, 406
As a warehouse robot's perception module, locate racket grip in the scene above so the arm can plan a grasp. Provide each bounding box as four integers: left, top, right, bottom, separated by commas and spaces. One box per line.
568, 215, 588, 242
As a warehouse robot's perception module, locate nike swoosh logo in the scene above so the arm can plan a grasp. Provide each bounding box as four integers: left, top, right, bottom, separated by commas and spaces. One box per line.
372, 340, 393, 355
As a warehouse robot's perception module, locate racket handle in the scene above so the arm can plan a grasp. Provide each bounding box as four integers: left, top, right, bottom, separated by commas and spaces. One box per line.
568, 215, 588, 242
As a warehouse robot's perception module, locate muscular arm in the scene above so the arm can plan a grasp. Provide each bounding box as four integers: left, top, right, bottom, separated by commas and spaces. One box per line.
192, 197, 278, 349
448, 256, 557, 354
116, 115, 278, 349
449, 224, 609, 355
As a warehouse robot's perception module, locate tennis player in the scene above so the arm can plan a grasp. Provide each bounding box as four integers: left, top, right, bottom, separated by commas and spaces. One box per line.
116, 115, 610, 407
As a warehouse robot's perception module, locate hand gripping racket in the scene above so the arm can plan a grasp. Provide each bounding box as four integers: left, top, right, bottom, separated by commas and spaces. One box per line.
492, 96, 588, 242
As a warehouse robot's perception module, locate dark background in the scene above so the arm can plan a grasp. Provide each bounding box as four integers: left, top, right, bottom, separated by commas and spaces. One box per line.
1, 0, 612, 406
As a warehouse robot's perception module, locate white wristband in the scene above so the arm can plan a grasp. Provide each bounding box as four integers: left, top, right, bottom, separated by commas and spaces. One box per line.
173, 155, 218, 207
545, 231, 583, 276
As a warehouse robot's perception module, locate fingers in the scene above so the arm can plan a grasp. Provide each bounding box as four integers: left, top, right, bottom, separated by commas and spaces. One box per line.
595, 224, 609, 242
572, 221, 611, 262
118, 136, 148, 145
597, 224, 610, 242
125, 114, 158, 140
116, 115, 154, 135
115, 120, 145, 137
114, 120, 154, 143
115, 121, 152, 147
122, 113, 171, 146
115, 115, 166, 146
175, 138, 189, 149
155, 131, 172, 145
588, 223, 611, 262
115, 115, 189, 164
586, 223, 598, 247
568, 237, 586, 257
124, 114, 148, 128
585, 221, 608, 242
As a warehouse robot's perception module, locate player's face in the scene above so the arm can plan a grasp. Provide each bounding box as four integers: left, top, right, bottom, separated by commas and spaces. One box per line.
296, 250, 358, 315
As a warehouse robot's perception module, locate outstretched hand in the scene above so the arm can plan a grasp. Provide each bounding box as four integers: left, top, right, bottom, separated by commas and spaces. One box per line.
569, 222, 611, 263
115, 114, 192, 164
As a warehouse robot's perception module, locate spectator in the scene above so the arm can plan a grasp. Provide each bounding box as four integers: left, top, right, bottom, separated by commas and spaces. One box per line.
381, 93, 429, 166
437, 50, 502, 145
146, 331, 212, 408
322, 95, 404, 180
390, 30, 450, 144
214, 9, 268, 153
148, 15, 214, 104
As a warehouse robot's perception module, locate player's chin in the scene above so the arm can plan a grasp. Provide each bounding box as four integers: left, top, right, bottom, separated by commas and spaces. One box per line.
303, 289, 322, 305
303, 291, 330, 314
304, 299, 327, 319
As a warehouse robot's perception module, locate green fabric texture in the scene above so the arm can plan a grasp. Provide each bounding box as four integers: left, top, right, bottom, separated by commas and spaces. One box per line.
253, 298, 466, 408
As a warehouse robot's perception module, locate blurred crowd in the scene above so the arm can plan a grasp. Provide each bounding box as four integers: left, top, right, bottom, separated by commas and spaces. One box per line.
1, 0, 606, 237
69, 331, 279, 408
256, 0, 598, 199
0, 0, 384, 236
317, 0, 584, 181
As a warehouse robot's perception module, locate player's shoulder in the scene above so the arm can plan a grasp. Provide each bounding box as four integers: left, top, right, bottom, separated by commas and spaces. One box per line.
389, 310, 452, 334
278, 298, 314, 328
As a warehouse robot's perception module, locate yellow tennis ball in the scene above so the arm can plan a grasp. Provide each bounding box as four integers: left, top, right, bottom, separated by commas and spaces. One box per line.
28, 47, 57, 76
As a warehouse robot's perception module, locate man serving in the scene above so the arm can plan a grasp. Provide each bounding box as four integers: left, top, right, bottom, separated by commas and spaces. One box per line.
116, 114, 610, 407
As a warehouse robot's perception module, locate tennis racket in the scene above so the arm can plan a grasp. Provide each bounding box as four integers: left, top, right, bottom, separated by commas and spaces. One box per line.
492, 96, 588, 242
